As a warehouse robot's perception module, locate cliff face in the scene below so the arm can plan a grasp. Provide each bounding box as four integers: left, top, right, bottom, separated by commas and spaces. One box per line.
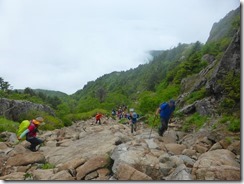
0, 98, 55, 121
207, 7, 240, 43
207, 29, 240, 96
178, 28, 240, 116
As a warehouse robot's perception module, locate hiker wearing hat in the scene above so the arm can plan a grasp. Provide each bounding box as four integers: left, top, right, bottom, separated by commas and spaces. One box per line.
156, 100, 175, 136
17, 117, 44, 152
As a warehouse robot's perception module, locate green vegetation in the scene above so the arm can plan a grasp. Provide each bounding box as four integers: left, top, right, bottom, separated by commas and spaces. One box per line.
64, 108, 108, 122
182, 113, 208, 132
41, 162, 55, 170
24, 173, 33, 180
18, 110, 64, 131
0, 117, 19, 133
185, 88, 207, 104
220, 71, 240, 112
0, 7, 240, 134
219, 115, 240, 132
118, 118, 129, 124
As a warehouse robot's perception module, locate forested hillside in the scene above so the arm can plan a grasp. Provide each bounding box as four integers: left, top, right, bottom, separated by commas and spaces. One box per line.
0, 7, 240, 134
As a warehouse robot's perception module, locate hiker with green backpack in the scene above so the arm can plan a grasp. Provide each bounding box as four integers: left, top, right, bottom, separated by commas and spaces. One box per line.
17, 117, 44, 152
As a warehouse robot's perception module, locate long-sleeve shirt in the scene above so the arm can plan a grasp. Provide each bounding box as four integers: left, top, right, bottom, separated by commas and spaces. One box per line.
19, 123, 38, 139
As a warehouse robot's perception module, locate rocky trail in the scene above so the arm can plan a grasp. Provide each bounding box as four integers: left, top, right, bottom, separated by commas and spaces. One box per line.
0, 116, 240, 181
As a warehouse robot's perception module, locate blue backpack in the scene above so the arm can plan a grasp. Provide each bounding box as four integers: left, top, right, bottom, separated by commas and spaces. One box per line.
132, 112, 137, 119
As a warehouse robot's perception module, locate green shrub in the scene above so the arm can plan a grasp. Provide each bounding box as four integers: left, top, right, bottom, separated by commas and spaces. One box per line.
41, 163, 55, 170
143, 114, 160, 128
182, 113, 208, 132
174, 110, 184, 118
118, 118, 129, 124
40, 115, 63, 131
0, 117, 19, 133
185, 88, 207, 104
228, 119, 240, 132
19, 110, 64, 131
218, 115, 240, 132
64, 109, 108, 122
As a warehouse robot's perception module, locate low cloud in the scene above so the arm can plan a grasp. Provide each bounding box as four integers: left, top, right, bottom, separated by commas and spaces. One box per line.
0, 0, 240, 94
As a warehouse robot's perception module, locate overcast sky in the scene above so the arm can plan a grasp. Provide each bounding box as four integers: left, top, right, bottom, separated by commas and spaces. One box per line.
0, 0, 240, 94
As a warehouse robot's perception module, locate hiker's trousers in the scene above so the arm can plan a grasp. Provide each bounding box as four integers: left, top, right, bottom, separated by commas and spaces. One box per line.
27, 137, 43, 149
131, 121, 137, 133
159, 117, 169, 136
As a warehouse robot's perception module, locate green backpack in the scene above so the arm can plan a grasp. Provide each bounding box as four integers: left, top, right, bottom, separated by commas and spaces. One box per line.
17, 120, 30, 139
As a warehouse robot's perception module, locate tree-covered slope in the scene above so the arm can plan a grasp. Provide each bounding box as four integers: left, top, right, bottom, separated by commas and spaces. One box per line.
0, 6, 240, 133
207, 7, 240, 43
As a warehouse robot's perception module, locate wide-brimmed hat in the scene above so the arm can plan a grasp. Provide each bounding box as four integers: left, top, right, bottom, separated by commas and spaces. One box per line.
33, 117, 44, 125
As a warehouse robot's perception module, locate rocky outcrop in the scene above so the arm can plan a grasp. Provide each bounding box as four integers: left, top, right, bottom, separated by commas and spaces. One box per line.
6, 152, 45, 166
192, 149, 240, 180
76, 155, 110, 180
0, 98, 55, 121
0, 117, 240, 181
115, 163, 152, 180
207, 29, 240, 96
179, 29, 240, 115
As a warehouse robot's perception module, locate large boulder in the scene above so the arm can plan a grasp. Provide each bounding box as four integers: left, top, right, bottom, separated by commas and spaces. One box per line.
0, 132, 18, 144
115, 163, 152, 180
195, 98, 216, 116
57, 157, 86, 171
0, 98, 55, 121
32, 169, 54, 180
164, 164, 192, 180
192, 149, 240, 180
164, 143, 186, 155
7, 152, 45, 166
76, 154, 110, 180
0, 172, 25, 180
50, 170, 75, 180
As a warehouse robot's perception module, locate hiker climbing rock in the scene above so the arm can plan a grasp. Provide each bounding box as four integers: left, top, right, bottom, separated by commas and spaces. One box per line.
95, 112, 103, 125
129, 108, 138, 134
17, 117, 44, 152
156, 99, 175, 136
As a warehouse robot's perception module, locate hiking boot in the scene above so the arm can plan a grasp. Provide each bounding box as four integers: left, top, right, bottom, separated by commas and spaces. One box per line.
30, 148, 37, 152
158, 129, 163, 137
27, 147, 37, 152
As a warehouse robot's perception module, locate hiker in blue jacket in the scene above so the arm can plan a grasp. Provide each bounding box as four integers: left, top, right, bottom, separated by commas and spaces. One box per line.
156, 99, 175, 136
128, 109, 138, 134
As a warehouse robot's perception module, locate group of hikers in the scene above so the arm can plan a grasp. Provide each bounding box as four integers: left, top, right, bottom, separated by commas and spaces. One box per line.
111, 104, 128, 119
17, 99, 175, 152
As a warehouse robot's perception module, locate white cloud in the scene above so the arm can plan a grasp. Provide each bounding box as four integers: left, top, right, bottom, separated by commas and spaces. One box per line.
0, 0, 240, 94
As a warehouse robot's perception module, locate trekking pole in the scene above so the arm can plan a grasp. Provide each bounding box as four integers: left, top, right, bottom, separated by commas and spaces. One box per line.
149, 115, 157, 139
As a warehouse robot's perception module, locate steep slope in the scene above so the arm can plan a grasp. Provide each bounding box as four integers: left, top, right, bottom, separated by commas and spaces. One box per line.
70, 7, 240, 117
207, 7, 240, 43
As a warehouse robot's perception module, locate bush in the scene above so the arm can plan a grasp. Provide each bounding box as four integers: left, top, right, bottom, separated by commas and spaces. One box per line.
19, 110, 64, 131
64, 109, 108, 122
40, 115, 63, 131
182, 113, 208, 132
185, 88, 207, 104
142, 114, 160, 128
118, 118, 129, 124
41, 163, 55, 170
219, 115, 240, 132
0, 117, 19, 133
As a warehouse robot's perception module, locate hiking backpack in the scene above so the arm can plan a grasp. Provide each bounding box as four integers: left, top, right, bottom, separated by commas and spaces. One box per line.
132, 112, 137, 119
17, 120, 30, 139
